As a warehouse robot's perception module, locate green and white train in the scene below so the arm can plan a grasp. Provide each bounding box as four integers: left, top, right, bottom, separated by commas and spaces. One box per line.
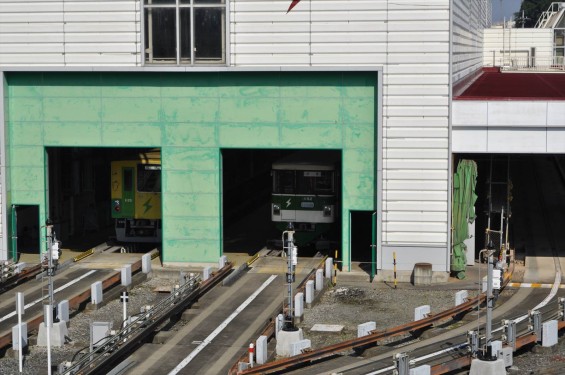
271, 155, 339, 250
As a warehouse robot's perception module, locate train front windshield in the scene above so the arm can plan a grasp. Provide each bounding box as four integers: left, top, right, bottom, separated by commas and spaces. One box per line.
137, 164, 162, 192
273, 170, 334, 195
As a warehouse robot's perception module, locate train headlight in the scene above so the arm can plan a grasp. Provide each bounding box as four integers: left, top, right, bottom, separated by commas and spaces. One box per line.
113, 200, 121, 212
273, 204, 280, 216
323, 205, 332, 217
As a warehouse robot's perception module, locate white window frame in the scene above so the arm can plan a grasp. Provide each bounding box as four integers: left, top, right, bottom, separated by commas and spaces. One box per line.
143, 0, 227, 66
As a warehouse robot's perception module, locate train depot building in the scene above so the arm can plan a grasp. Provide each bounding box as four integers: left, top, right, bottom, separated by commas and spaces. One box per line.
1, 0, 565, 282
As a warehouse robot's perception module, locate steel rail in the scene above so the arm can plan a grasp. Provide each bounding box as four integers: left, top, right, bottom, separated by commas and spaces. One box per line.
0, 250, 154, 351
236, 267, 513, 374
0, 263, 43, 292
62, 262, 234, 375
228, 256, 327, 375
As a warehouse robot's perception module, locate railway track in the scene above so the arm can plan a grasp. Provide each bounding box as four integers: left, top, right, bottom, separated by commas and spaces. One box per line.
59, 262, 233, 375
233, 263, 565, 375
0, 243, 125, 294
233, 267, 513, 375
231, 158, 565, 375
0, 246, 157, 352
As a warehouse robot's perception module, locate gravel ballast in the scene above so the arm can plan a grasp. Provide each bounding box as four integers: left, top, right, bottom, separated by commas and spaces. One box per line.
1, 272, 564, 374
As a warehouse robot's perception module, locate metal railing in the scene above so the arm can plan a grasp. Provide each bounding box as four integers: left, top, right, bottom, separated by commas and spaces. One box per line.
486, 56, 565, 72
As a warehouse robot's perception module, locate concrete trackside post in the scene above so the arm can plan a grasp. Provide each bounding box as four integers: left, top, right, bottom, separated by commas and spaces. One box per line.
357, 322, 376, 338
219, 255, 228, 269
141, 253, 152, 274
256, 335, 268, 365
305, 280, 314, 308
91, 281, 103, 305
315, 269, 324, 291
294, 292, 304, 323
57, 300, 69, 324
203, 266, 211, 281
325, 258, 333, 279
414, 305, 430, 321
275, 314, 284, 339
121, 264, 132, 287
542, 320, 558, 347
455, 290, 468, 306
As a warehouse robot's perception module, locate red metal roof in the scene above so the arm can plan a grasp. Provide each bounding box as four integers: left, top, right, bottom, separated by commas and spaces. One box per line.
455, 69, 565, 100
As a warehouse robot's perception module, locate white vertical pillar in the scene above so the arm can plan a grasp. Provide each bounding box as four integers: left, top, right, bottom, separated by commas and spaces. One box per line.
275, 314, 284, 339
203, 266, 211, 281
45, 305, 52, 375
294, 292, 304, 318
16, 292, 24, 373
414, 305, 431, 321
121, 264, 132, 287
315, 269, 324, 291
455, 290, 469, 306
325, 258, 333, 279
256, 335, 268, 365
57, 300, 69, 323
219, 255, 228, 268
91, 281, 103, 305
305, 280, 314, 306
141, 253, 152, 274
357, 322, 376, 338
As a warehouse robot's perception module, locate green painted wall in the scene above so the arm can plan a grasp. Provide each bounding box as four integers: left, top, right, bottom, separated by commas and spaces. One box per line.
5, 71, 377, 269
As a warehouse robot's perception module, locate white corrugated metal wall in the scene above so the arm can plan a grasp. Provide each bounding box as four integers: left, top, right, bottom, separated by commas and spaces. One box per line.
0, 0, 492, 274
483, 28, 553, 66
0, 0, 140, 66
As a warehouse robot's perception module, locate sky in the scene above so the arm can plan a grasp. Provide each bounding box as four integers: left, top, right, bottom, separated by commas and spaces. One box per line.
492, 0, 523, 23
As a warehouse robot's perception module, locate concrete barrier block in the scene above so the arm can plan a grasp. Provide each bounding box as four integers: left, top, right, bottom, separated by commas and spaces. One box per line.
142, 253, 152, 274
413, 263, 432, 285
121, 264, 132, 287
357, 321, 376, 338
542, 320, 558, 347
91, 281, 103, 305
315, 269, 324, 291
455, 290, 469, 306
256, 335, 268, 365
290, 339, 311, 356
37, 322, 67, 347
414, 305, 430, 321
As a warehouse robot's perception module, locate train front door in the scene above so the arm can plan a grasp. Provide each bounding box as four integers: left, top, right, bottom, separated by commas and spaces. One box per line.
121, 167, 135, 218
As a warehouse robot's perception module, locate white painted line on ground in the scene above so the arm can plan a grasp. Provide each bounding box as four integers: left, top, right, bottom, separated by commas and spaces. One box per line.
508, 282, 565, 288
167, 274, 278, 375
0, 269, 97, 323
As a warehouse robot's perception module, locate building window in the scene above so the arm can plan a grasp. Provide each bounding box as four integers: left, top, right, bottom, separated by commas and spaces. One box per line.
143, 0, 226, 65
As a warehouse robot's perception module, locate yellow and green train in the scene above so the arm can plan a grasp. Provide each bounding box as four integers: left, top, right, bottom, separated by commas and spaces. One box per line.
111, 150, 162, 243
